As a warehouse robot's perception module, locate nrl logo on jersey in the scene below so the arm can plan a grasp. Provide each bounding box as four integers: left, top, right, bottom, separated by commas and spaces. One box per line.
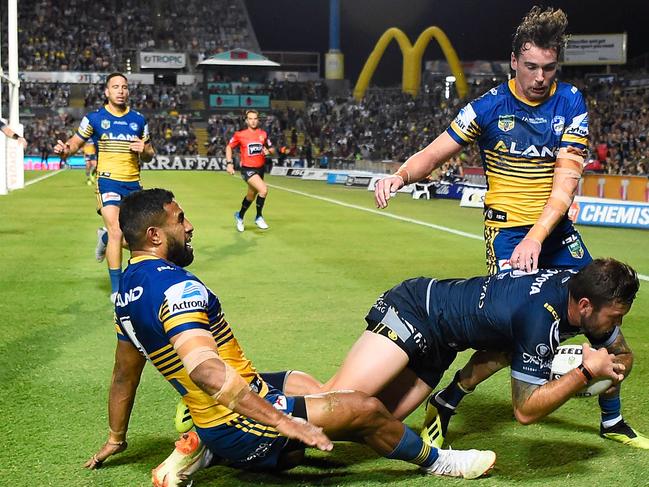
498, 115, 515, 132
101, 119, 111, 129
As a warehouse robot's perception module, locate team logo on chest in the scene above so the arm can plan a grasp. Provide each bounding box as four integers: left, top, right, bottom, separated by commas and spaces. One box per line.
129, 122, 139, 131
551, 116, 565, 136
101, 119, 111, 130
498, 115, 515, 132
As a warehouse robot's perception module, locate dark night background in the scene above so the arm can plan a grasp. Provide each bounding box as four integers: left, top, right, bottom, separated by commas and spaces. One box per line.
246, 0, 649, 85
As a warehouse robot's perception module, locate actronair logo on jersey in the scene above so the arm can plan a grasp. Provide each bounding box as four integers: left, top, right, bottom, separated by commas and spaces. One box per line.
165, 280, 208, 314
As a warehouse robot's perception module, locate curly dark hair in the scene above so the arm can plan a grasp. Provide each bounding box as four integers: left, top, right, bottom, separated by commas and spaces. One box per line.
512, 6, 568, 57
568, 258, 639, 309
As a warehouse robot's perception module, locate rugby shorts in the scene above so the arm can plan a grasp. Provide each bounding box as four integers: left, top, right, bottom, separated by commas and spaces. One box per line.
96, 177, 142, 213
485, 216, 592, 275
195, 388, 307, 470
240, 166, 265, 182
364, 277, 458, 389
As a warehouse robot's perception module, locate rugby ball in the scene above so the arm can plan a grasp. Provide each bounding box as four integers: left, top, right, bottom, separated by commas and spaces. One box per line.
550, 345, 612, 398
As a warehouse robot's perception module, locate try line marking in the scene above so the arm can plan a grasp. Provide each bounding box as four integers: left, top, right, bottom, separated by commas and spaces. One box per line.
25, 167, 66, 186
269, 183, 649, 283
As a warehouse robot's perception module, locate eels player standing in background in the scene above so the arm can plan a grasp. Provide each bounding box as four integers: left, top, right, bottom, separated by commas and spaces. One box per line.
83, 137, 98, 185
374, 7, 648, 450
225, 109, 274, 232
54, 73, 154, 302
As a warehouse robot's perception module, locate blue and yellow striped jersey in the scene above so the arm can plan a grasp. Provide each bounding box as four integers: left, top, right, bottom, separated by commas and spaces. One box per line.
447, 79, 589, 227
76, 105, 150, 182
114, 256, 268, 428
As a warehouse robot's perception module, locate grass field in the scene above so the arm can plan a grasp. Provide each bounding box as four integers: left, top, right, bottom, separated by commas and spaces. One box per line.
1, 169, 648, 486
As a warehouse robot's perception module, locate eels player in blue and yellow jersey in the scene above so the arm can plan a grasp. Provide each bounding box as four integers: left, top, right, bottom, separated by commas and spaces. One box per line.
83, 137, 97, 185
54, 73, 155, 302
84, 188, 496, 484
374, 6, 647, 450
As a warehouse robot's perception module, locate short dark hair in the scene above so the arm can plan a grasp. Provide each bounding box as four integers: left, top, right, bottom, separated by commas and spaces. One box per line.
105, 72, 128, 88
568, 258, 639, 309
119, 188, 175, 250
512, 6, 568, 58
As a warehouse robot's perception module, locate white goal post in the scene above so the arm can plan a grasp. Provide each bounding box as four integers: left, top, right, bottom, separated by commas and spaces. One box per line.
0, 0, 24, 195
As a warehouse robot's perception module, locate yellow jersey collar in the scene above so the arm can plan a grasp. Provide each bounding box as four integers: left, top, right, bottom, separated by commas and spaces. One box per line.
129, 255, 161, 264
508, 79, 557, 106
104, 104, 130, 117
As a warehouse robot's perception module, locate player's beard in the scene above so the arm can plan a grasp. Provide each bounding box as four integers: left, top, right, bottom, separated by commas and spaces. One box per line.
167, 235, 194, 268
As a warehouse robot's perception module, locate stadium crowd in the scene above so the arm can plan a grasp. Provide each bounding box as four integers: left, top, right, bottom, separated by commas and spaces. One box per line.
14, 0, 255, 72
8, 74, 649, 173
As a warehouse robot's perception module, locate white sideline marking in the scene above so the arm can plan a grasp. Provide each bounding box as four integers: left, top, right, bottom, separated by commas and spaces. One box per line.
268, 183, 649, 282
268, 183, 483, 241
25, 168, 66, 186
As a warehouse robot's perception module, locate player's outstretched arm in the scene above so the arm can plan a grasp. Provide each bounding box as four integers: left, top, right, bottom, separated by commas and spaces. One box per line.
374, 132, 462, 209
54, 134, 85, 160
509, 147, 585, 272
85, 339, 146, 469
172, 329, 333, 451
511, 343, 624, 425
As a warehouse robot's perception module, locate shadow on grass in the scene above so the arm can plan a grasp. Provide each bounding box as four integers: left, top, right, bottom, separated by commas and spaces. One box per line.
193, 442, 416, 486
437, 398, 607, 481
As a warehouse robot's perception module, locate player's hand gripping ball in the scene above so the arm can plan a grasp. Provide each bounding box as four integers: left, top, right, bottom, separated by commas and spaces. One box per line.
550, 345, 613, 397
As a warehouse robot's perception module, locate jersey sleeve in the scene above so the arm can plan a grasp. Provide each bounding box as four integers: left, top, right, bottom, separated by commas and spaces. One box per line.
559, 87, 589, 151
142, 118, 151, 144
159, 279, 211, 339
446, 96, 485, 146
227, 132, 240, 149
510, 302, 560, 385
76, 115, 94, 141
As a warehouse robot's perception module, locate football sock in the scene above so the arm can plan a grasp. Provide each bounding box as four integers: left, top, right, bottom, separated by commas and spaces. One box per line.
239, 197, 253, 218
437, 370, 472, 409
386, 426, 439, 467
256, 195, 266, 218
108, 268, 122, 294
599, 394, 622, 427
101, 231, 109, 245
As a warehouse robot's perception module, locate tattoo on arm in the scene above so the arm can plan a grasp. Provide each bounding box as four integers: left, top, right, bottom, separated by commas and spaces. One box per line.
512, 378, 538, 410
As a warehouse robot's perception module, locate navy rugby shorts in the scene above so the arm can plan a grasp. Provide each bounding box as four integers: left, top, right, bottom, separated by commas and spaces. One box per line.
195, 388, 307, 470
485, 216, 592, 274
240, 166, 265, 182
96, 177, 142, 213
364, 277, 458, 389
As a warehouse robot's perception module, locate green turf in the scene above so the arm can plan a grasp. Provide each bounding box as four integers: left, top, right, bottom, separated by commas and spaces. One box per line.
1, 169, 648, 486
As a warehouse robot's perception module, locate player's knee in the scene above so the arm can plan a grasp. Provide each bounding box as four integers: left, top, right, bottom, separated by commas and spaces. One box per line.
354, 393, 390, 426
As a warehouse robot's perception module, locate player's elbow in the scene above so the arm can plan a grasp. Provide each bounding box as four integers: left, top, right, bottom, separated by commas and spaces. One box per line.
513, 407, 538, 426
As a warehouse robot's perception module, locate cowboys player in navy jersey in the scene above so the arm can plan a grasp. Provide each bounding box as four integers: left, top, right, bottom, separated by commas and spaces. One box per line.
373, 6, 647, 449
323, 259, 640, 441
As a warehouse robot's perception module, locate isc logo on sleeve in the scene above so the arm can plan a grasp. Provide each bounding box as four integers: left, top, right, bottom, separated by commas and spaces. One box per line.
165, 280, 208, 313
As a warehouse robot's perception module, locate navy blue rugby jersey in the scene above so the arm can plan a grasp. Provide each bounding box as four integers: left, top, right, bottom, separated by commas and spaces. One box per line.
408, 269, 618, 385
